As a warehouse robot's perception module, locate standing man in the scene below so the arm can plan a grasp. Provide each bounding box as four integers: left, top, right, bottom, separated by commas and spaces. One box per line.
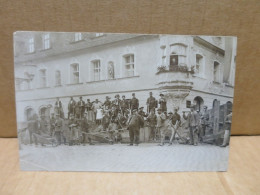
127, 109, 144, 146
220, 111, 232, 147
103, 96, 112, 110
158, 94, 167, 113
85, 99, 94, 122
130, 93, 139, 113
68, 97, 76, 119
78, 96, 85, 119
183, 106, 200, 146
92, 99, 102, 124
113, 94, 121, 113
168, 108, 181, 145
146, 92, 157, 113
156, 108, 167, 146
200, 106, 209, 138
54, 97, 63, 118
147, 109, 157, 141
120, 95, 129, 117
27, 114, 39, 145
50, 113, 56, 136
54, 114, 65, 145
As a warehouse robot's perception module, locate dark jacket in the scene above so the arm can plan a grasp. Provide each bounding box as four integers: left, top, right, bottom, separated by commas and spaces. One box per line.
128, 113, 144, 129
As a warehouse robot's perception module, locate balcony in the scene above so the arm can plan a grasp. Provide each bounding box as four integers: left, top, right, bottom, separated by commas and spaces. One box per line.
155, 64, 195, 110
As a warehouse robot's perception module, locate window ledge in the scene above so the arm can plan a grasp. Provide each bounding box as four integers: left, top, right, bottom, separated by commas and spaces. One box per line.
39, 47, 52, 52
86, 75, 140, 83
16, 88, 34, 92
192, 74, 207, 79
54, 85, 63, 88
66, 82, 83, 86
25, 51, 36, 55
69, 39, 85, 44
213, 81, 221, 85
36, 86, 50, 89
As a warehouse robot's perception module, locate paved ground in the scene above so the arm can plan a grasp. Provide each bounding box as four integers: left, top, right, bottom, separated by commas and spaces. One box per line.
19, 143, 229, 172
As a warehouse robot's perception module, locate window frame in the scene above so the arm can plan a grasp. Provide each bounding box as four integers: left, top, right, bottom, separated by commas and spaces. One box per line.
43, 33, 50, 50
28, 37, 35, 53
70, 63, 80, 84
92, 60, 101, 81
123, 54, 135, 77
39, 69, 47, 88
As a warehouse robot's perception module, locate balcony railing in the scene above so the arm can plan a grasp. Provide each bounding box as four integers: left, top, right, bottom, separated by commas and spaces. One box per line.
156, 64, 195, 75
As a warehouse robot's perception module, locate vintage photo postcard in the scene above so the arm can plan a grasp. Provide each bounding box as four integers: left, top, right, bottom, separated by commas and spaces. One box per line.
14, 32, 237, 172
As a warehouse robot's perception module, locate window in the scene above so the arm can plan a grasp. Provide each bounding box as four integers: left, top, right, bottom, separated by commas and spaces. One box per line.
193, 96, 204, 112
124, 54, 135, 77
39, 69, 47, 87
186, 100, 191, 108
195, 54, 203, 76
70, 63, 79, 84
92, 60, 101, 81
95, 33, 104, 37
43, 34, 50, 50
169, 44, 187, 70
213, 61, 220, 82
55, 70, 61, 86
28, 38, 35, 53
160, 46, 166, 66
25, 108, 34, 121
74, 33, 82, 42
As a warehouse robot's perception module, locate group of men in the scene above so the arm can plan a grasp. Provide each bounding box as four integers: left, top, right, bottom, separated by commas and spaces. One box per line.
25, 92, 231, 147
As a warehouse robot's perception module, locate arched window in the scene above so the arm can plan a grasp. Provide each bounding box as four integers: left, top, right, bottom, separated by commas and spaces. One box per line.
213, 61, 220, 82
55, 70, 61, 86
25, 107, 34, 121
169, 44, 187, 70
193, 96, 204, 112
107, 61, 115, 79
39, 105, 51, 119
70, 63, 79, 84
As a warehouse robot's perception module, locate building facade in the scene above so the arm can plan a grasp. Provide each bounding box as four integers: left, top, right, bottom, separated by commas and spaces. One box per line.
14, 32, 236, 123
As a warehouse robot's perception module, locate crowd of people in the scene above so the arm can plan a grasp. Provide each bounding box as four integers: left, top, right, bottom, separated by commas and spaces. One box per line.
24, 92, 232, 147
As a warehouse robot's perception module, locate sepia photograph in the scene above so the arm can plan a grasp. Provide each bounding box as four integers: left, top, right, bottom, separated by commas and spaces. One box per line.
14, 32, 237, 172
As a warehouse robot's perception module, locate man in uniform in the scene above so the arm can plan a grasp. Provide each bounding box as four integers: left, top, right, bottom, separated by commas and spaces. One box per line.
102, 111, 111, 131
146, 92, 157, 113
127, 109, 144, 146
156, 108, 167, 146
168, 108, 181, 145
77, 96, 85, 119
68, 97, 76, 119
130, 93, 139, 113
120, 95, 129, 117
158, 94, 167, 113
183, 106, 200, 146
80, 113, 94, 145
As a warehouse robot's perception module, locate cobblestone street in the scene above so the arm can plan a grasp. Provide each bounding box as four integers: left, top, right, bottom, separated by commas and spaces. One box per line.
19, 143, 229, 172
